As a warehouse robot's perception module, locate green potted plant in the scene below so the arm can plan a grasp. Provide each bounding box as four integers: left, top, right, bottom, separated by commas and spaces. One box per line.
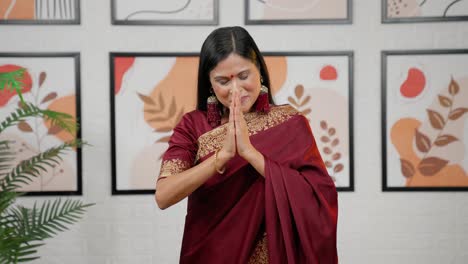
0, 68, 94, 263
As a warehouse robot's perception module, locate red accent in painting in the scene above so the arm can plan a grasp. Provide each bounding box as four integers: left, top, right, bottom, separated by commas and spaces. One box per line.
320, 65, 338, 80
114, 57, 135, 95
0, 64, 32, 107
400, 68, 425, 98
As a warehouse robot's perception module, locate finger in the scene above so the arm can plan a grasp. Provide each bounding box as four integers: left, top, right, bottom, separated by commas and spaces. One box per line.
229, 106, 235, 131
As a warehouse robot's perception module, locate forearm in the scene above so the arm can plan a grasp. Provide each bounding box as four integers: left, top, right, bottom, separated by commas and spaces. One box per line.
243, 148, 265, 177
155, 151, 230, 210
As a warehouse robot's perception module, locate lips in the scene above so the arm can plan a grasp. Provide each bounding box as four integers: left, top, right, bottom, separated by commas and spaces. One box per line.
240, 95, 249, 104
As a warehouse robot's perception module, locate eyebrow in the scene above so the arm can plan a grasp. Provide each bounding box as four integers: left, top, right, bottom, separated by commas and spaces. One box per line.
213, 69, 251, 80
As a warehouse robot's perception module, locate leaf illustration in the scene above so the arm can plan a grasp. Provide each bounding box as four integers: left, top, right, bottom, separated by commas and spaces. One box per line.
438, 95, 452, 107
333, 164, 344, 173
332, 153, 341, 160
158, 93, 165, 110
331, 138, 339, 147
18, 121, 33, 132
418, 157, 449, 176
148, 116, 167, 123
144, 109, 160, 114
168, 97, 176, 116
48, 125, 63, 135
17, 101, 27, 109
299, 95, 311, 107
325, 161, 332, 168
39, 72, 47, 87
415, 129, 431, 153
320, 121, 328, 130
448, 107, 468, 120
154, 126, 173, 133
320, 136, 330, 143
288, 97, 298, 107
434, 135, 458, 146
40, 92, 58, 104
323, 147, 332, 154
156, 136, 171, 143
427, 109, 445, 130
137, 92, 156, 105
328, 128, 336, 136
295, 85, 304, 99
302, 109, 311, 115
400, 159, 415, 178
448, 77, 459, 95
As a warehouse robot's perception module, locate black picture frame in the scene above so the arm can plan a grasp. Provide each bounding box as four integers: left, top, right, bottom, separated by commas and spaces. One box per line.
382, 0, 468, 23
110, 51, 354, 195
263, 51, 355, 192
111, 0, 219, 26
245, 0, 352, 25
382, 49, 468, 191
0, 52, 82, 196
0, 0, 81, 25
110, 52, 199, 195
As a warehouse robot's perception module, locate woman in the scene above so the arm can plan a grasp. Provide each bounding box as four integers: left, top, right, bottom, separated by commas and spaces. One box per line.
155, 26, 338, 264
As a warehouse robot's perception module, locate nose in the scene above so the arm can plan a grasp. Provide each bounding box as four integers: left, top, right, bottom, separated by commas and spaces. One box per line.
231, 78, 239, 92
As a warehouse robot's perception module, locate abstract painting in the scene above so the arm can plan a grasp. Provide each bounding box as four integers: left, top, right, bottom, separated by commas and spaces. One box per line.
382, 50, 468, 191
383, 0, 468, 23
264, 52, 354, 191
110, 52, 354, 194
245, 0, 352, 24
110, 53, 199, 194
111, 0, 218, 25
0, 53, 82, 195
0, 0, 80, 24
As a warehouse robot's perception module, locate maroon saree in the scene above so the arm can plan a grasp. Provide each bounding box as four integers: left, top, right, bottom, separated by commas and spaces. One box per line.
158, 105, 338, 264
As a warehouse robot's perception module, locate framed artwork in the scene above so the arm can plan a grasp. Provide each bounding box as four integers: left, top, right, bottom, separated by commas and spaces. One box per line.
382, 0, 468, 23
0, 0, 80, 25
0, 53, 82, 196
245, 0, 352, 25
110, 51, 354, 194
382, 50, 468, 191
111, 0, 219, 25
263, 52, 354, 191
110, 52, 199, 194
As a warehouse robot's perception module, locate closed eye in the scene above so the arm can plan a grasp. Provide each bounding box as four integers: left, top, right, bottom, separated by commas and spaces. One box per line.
238, 71, 249, 80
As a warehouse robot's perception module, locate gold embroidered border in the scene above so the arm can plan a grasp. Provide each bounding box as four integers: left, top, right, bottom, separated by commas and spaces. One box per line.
195, 105, 299, 162
248, 233, 268, 264
159, 159, 191, 178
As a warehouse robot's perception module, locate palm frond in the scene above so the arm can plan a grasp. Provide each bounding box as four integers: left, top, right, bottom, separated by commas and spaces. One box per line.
8, 198, 94, 241
0, 103, 78, 135
0, 69, 26, 104
0, 140, 15, 179
0, 139, 84, 192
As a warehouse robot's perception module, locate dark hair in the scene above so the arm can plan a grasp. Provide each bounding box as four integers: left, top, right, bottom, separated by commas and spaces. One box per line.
196, 26, 274, 111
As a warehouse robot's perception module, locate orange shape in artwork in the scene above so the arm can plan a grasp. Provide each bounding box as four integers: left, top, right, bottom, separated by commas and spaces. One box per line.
114, 57, 135, 95
391, 118, 468, 187
400, 68, 425, 98
0, 0, 34, 20
0, 64, 32, 106
264, 56, 287, 96
45, 95, 77, 146
320, 65, 337, 80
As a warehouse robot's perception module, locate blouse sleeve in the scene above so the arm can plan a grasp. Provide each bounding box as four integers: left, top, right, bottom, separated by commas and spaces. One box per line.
158, 113, 198, 181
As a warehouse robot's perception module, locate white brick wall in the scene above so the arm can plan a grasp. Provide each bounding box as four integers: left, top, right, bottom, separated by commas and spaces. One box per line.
1, 0, 467, 263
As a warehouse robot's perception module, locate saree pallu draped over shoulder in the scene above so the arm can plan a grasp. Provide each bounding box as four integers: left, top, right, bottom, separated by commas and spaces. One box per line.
158, 105, 338, 264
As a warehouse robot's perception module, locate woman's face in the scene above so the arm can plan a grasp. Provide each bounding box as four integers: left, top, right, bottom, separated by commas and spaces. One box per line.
209, 53, 261, 114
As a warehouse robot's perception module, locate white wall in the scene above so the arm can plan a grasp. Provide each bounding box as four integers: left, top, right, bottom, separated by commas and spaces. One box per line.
2, 0, 468, 263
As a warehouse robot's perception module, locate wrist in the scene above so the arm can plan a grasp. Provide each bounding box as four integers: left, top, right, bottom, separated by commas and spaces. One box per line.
215, 149, 231, 173
241, 147, 261, 162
